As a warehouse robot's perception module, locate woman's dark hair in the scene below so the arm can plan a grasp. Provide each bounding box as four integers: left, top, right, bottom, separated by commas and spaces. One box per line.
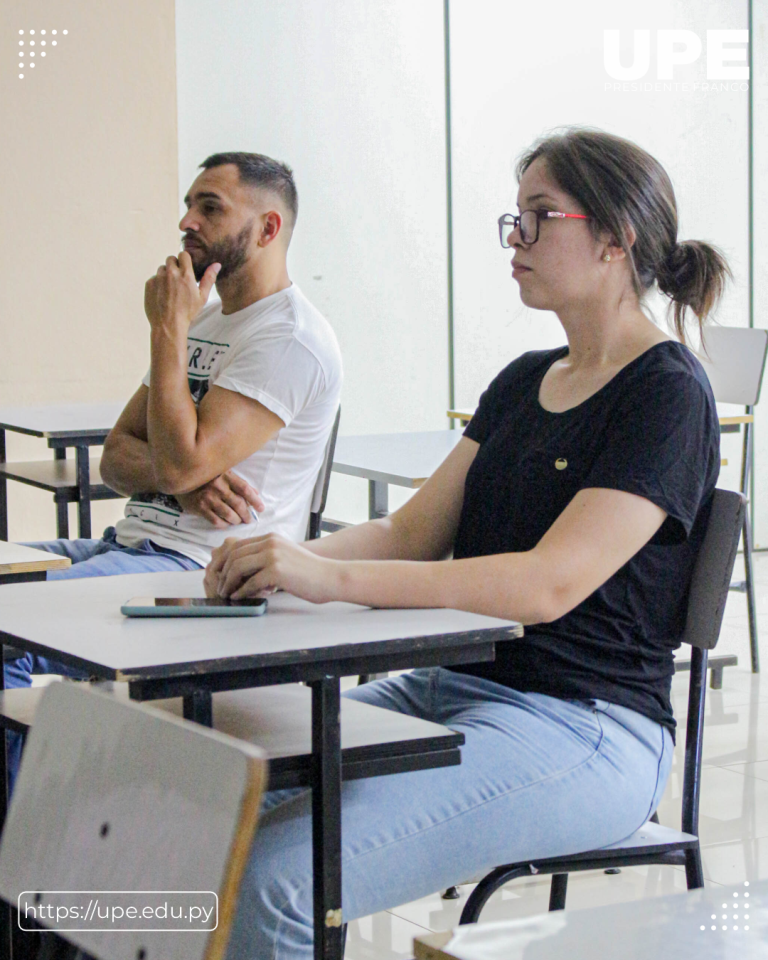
516, 128, 730, 345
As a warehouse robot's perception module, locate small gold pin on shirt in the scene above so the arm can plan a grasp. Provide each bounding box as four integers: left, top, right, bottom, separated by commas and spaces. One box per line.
555, 458, 568, 470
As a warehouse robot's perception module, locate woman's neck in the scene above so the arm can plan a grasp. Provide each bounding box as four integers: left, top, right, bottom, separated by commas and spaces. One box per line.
555, 298, 671, 370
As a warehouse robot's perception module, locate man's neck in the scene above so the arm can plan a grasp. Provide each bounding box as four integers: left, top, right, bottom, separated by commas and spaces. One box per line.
216, 264, 292, 315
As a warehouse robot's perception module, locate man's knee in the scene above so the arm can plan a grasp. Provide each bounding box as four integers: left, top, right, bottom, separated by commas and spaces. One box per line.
4, 654, 34, 690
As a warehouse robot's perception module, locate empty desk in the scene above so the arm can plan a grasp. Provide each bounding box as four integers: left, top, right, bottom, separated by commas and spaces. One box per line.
332, 431, 462, 519
0, 541, 70, 585
0, 402, 123, 539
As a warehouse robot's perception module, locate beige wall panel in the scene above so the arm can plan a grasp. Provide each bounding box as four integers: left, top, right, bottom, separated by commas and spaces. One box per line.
0, 0, 178, 405
0, 0, 177, 540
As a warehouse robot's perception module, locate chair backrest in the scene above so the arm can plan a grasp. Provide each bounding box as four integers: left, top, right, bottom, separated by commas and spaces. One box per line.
0, 682, 267, 960
680, 488, 745, 837
306, 405, 341, 540
682, 488, 746, 650
700, 326, 768, 407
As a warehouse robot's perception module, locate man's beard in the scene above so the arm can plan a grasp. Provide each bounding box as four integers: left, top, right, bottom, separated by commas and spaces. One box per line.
188, 221, 253, 282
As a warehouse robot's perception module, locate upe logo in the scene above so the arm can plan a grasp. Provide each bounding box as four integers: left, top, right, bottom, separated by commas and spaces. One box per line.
604, 30, 749, 81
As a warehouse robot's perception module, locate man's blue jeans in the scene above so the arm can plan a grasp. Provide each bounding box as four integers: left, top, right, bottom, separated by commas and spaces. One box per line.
3, 527, 202, 783
226, 667, 674, 960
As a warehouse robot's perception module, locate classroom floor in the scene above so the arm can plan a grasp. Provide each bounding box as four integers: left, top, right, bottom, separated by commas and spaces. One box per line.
343, 550, 768, 960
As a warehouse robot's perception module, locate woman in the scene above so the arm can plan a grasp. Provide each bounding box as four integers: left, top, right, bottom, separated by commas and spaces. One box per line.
208, 128, 726, 959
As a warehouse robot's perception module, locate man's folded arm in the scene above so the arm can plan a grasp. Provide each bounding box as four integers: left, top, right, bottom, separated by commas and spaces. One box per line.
101, 384, 285, 497
101, 386, 158, 496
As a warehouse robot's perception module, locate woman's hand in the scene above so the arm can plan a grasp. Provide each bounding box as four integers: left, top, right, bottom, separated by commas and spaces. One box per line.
204, 534, 340, 603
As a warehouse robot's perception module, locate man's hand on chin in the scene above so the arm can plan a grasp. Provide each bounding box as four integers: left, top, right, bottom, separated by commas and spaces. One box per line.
144, 251, 221, 333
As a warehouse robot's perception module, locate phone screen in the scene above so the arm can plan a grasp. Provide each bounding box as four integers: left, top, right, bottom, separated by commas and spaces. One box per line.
149, 597, 266, 608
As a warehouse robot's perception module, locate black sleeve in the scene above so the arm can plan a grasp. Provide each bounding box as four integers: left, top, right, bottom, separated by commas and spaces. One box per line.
464, 352, 546, 446
463, 386, 494, 445
583, 371, 719, 543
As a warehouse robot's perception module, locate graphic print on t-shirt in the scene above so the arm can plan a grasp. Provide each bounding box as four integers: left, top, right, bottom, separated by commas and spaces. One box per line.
124, 335, 231, 528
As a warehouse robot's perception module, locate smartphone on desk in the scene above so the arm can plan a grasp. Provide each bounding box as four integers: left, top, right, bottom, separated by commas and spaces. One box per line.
121, 597, 268, 618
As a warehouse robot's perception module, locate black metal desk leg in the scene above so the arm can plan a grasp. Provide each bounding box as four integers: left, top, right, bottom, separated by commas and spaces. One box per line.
182, 691, 213, 727
54, 448, 70, 539
0, 430, 7, 542
310, 676, 343, 960
368, 481, 388, 520
75, 446, 92, 539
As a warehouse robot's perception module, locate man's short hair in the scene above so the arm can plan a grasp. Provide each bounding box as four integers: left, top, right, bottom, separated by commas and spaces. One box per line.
200, 152, 298, 230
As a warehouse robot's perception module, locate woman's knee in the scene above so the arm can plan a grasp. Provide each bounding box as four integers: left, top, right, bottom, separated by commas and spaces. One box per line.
342, 668, 433, 718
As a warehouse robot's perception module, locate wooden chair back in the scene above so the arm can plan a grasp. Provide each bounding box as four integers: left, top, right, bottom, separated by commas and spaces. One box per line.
0, 681, 266, 960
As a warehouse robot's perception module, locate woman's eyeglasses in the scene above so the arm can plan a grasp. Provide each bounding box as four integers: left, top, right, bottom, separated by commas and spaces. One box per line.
498, 210, 590, 247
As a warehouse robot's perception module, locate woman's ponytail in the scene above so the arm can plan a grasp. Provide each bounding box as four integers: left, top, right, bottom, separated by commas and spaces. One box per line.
656, 241, 731, 343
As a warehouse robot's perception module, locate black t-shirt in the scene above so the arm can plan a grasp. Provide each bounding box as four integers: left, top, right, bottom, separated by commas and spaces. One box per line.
452, 341, 720, 732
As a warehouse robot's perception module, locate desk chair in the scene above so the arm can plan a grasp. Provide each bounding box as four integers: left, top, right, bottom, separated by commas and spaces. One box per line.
307, 406, 341, 540
454, 488, 745, 924
700, 326, 768, 674
0, 681, 267, 960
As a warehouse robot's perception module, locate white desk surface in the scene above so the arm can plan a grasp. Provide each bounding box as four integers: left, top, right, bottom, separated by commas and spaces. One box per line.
0, 541, 70, 575
0, 402, 124, 438
332, 431, 464, 487
0, 570, 521, 680
414, 878, 768, 960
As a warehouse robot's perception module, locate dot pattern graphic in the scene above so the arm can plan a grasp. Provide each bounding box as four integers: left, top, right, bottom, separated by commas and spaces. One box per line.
701, 883, 752, 934
15, 28, 66, 78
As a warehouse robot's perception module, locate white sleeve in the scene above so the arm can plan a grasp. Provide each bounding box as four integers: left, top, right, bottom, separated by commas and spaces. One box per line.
212, 335, 326, 427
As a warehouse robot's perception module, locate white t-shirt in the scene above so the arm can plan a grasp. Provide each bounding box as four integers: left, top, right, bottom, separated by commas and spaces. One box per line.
114, 283, 343, 566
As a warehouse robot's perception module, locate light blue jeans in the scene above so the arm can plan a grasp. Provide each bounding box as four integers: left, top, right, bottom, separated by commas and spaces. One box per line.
226, 667, 674, 960
3, 528, 202, 784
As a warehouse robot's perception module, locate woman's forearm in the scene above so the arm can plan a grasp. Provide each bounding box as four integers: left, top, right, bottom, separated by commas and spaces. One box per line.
303, 517, 404, 560
329, 552, 553, 625
304, 512, 446, 562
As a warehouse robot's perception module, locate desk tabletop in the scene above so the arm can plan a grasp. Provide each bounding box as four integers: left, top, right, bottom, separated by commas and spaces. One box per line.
0, 542, 70, 576
0, 570, 521, 681
0, 402, 124, 438
414, 878, 768, 960
333, 431, 463, 487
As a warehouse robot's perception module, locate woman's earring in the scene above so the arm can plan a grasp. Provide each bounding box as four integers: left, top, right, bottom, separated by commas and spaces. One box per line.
602, 254, 612, 262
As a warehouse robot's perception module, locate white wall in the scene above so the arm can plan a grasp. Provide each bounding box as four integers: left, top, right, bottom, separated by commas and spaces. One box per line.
175, 0, 449, 522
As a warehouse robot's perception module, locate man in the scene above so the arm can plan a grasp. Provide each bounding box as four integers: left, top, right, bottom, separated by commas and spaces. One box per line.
6, 152, 342, 690
32, 152, 341, 577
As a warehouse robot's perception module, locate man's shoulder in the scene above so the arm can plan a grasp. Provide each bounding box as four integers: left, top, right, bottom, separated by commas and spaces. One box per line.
217, 285, 342, 392
268, 285, 342, 379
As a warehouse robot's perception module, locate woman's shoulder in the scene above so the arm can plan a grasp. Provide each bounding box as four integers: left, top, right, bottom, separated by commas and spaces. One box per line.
622, 340, 715, 400
489, 347, 569, 392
